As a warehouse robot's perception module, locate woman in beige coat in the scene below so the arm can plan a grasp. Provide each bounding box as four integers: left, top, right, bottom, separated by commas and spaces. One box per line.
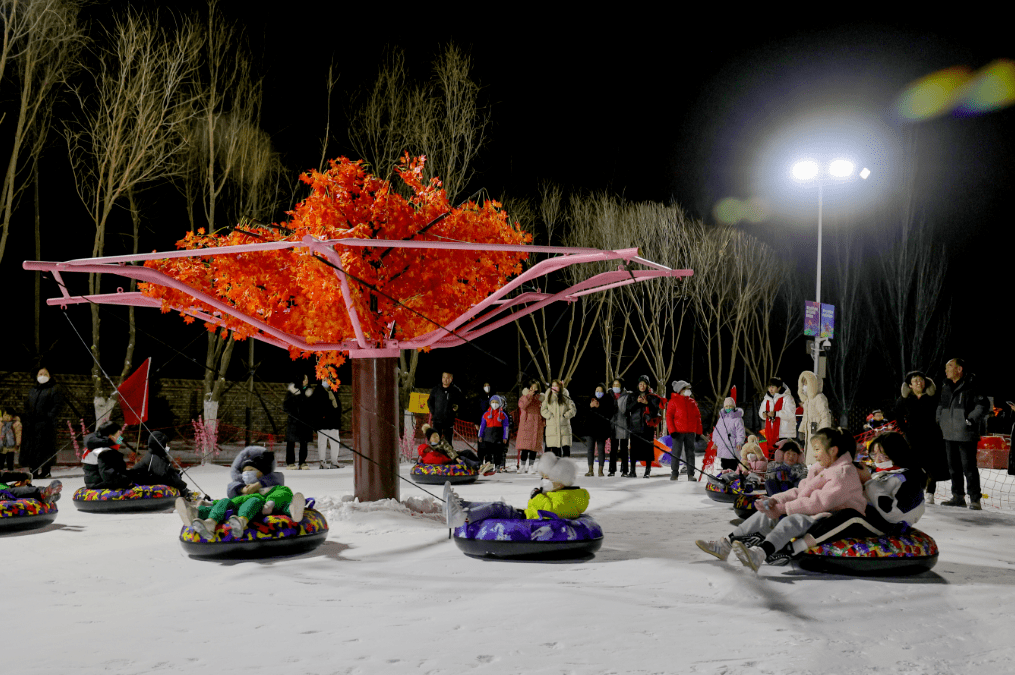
798, 370, 833, 463
541, 379, 577, 457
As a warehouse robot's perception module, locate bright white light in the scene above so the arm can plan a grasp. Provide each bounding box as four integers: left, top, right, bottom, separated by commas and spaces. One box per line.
860, 167, 871, 179
829, 159, 854, 177
792, 160, 819, 180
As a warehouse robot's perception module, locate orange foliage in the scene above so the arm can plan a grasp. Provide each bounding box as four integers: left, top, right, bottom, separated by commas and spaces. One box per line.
141, 155, 530, 388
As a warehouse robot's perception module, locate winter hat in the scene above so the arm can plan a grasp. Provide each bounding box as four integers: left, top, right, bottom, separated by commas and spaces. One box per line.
638, 374, 652, 386
534, 452, 560, 477
148, 431, 169, 454
741, 435, 763, 463
672, 379, 690, 394
488, 395, 505, 408
547, 458, 578, 487
421, 424, 437, 440
722, 397, 736, 409
241, 448, 274, 475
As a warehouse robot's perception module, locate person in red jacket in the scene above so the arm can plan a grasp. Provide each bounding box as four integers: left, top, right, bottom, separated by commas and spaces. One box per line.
667, 380, 703, 481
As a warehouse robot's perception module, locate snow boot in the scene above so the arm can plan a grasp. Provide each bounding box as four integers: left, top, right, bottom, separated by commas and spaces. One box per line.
585, 467, 595, 477
40, 480, 62, 504
191, 518, 216, 538
941, 494, 966, 507
598, 467, 605, 477
227, 515, 247, 536
444, 491, 467, 528
968, 500, 982, 511
732, 542, 766, 572
695, 537, 732, 561
289, 493, 306, 522
670, 473, 679, 481
175, 497, 196, 527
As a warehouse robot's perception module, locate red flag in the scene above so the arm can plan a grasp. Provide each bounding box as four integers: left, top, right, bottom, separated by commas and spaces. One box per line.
118, 358, 151, 425
730, 386, 737, 405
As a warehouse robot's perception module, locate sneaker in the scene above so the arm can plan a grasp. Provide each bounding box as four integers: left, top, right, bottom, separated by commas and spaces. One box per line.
285, 464, 297, 470
695, 537, 732, 561
607, 472, 615, 477
496, 466, 507, 473
731, 533, 765, 548
191, 518, 215, 538
289, 493, 306, 522
320, 462, 332, 470
732, 542, 766, 572
444, 491, 467, 528
968, 501, 982, 511
765, 549, 794, 566
941, 495, 966, 507
624, 472, 637, 478
926, 492, 935, 505
40, 480, 63, 504
643, 472, 651, 478
480, 463, 497, 476
298, 464, 309, 470
175, 497, 196, 527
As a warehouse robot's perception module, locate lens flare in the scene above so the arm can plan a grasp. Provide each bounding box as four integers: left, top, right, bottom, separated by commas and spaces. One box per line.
895, 66, 972, 120
956, 59, 1015, 114
713, 196, 769, 225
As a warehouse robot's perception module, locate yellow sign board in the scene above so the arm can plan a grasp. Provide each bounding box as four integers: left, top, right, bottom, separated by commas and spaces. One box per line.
408, 392, 430, 414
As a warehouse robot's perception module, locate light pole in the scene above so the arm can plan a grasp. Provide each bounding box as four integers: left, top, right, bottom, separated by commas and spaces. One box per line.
792, 159, 870, 373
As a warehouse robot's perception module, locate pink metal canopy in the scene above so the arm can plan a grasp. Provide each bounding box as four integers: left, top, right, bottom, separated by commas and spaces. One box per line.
24, 236, 692, 357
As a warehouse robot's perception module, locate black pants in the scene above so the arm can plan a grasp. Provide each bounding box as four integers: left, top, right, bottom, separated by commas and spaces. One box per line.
630, 430, 654, 475
1, 452, 13, 471
720, 457, 740, 471
587, 436, 607, 467
286, 440, 308, 465
520, 449, 538, 463
945, 439, 980, 499
609, 438, 629, 474
479, 441, 506, 467
434, 422, 455, 442
548, 446, 571, 457
671, 432, 696, 476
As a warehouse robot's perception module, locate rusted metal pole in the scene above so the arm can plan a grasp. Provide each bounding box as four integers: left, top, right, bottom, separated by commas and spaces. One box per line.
352, 352, 400, 502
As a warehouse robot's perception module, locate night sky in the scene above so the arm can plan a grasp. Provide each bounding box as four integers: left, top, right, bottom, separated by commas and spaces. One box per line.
5, 6, 1013, 405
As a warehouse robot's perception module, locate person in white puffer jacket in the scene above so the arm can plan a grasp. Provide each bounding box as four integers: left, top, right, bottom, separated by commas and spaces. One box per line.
797, 370, 832, 464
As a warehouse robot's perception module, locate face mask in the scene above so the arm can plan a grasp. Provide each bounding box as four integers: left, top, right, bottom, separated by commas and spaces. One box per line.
115, 435, 124, 445
429, 438, 440, 446
595, 391, 604, 399
491, 401, 501, 409
612, 387, 620, 394
163, 445, 171, 456
540, 478, 554, 492
724, 407, 733, 413
682, 390, 691, 397
484, 386, 490, 393
875, 460, 894, 470
241, 471, 260, 485
37, 375, 50, 384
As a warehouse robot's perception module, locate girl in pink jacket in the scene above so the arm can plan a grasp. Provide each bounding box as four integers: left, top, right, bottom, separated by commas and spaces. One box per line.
695, 427, 865, 572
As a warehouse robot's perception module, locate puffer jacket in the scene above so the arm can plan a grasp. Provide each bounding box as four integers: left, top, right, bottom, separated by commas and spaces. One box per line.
524, 485, 590, 520
82, 432, 132, 490
541, 389, 576, 448
798, 371, 833, 462
936, 374, 988, 442
586, 386, 616, 440
625, 390, 660, 435
226, 446, 285, 498
711, 408, 745, 460
417, 442, 454, 464
515, 389, 545, 451
759, 385, 796, 440
666, 394, 703, 435
129, 434, 189, 496
769, 452, 867, 517
479, 396, 510, 443
895, 378, 948, 481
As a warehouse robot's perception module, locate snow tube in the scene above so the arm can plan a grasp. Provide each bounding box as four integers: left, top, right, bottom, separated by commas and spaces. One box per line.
797, 528, 939, 576
179, 509, 329, 560
705, 476, 748, 503
410, 462, 478, 485
733, 492, 764, 519
72, 485, 179, 513
0, 498, 58, 533
453, 513, 604, 559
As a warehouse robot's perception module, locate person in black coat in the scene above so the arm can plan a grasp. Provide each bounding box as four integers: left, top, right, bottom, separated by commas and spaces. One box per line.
284, 375, 316, 469
128, 431, 192, 498
82, 421, 133, 490
893, 371, 947, 505
429, 371, 464, 442
625, 375, 660, 478
584, 383, 616, 477
21, 366, 64, 478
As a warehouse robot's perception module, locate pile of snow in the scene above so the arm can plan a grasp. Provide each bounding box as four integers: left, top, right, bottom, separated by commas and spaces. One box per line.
315, 493, 444, 524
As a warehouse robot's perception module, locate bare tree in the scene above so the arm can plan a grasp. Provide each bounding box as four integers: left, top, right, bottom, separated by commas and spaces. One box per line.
0, 0, 84, 330
348, 48, 409, 180
65, 10, 200, 415
739, 257, 802, 396
876, 135, 951, 381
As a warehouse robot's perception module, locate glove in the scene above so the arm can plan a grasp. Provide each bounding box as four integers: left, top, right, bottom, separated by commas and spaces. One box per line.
965, 419, 972, 427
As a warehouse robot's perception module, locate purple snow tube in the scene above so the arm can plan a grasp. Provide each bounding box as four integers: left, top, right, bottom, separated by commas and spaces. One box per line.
453, 512, 604, 559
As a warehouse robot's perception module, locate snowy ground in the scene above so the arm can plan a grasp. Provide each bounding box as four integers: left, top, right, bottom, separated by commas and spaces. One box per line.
9, 461, 1015, 675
